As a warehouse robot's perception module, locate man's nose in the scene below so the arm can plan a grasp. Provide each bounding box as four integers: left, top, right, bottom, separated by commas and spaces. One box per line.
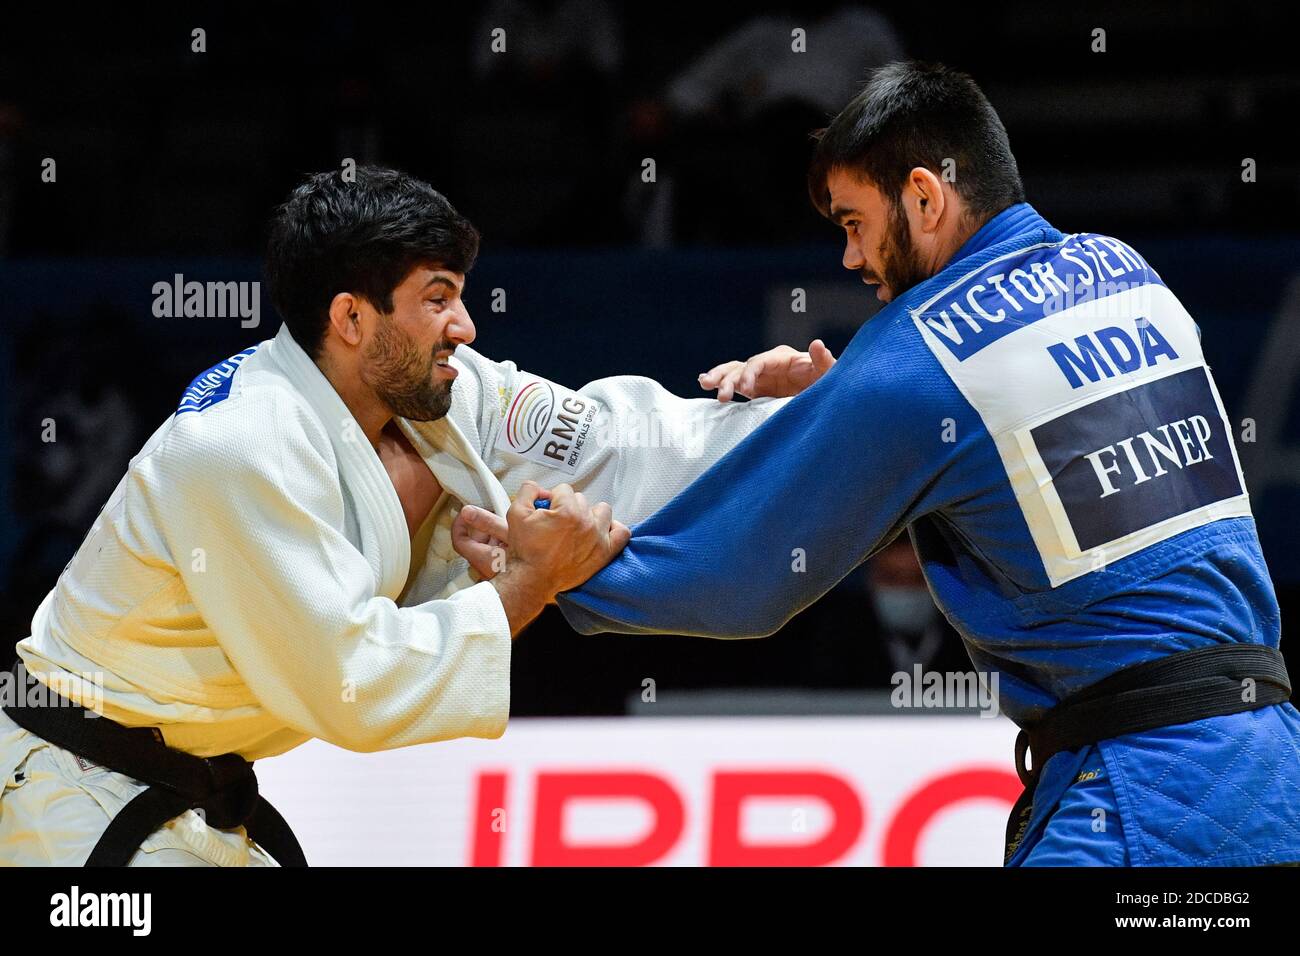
447, 305, 476, 346
842, 237, 865, 271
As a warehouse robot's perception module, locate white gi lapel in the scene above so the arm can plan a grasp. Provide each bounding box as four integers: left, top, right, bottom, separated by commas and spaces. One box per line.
397, 416, 511, 519
268, 324, 411, 599
395, 412, 512, 604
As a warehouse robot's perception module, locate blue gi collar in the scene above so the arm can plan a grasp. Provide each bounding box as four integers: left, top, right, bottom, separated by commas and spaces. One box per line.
947, 202, 1051, 267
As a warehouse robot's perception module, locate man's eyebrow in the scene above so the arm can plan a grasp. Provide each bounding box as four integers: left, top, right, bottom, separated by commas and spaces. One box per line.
830, 206, 861, 225
422, 275, 461, 293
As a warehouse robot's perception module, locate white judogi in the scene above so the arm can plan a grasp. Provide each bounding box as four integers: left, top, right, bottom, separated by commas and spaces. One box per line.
1, 323, 784, 864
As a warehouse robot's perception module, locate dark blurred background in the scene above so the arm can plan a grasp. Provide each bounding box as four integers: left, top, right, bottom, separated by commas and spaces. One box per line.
2, 1, 1298, 715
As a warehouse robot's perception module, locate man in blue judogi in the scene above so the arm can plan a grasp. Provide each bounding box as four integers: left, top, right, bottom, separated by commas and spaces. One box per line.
554, 62, 1300, 866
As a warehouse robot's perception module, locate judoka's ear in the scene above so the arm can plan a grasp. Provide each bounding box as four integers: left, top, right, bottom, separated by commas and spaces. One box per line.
905, 166, 946, 235
327, 292, 366, 348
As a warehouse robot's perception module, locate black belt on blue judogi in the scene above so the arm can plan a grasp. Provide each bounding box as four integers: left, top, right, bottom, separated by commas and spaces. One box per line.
2, 661, 306, 867
1004, 643, 1292, 863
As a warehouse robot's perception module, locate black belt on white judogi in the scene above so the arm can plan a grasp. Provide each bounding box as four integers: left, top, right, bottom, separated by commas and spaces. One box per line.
2, 660, 307, 867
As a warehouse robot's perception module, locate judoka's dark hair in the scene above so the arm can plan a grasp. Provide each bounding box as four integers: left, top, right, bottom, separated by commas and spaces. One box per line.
265, 166, 480, 358
808, 62, 1024, 224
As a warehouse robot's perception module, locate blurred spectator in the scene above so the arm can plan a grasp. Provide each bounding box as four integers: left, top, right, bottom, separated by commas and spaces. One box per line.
458, 0, 627, 244
625, 5, 902, 245
663, 5, 901, 122
787, 533, 970, 688
473, 0, 623, 80
863, 536, 969, 679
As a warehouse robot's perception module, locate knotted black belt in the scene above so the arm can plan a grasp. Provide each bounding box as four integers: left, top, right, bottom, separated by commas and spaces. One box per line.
1004, 643, 1292, 863
2, 661, 306, 867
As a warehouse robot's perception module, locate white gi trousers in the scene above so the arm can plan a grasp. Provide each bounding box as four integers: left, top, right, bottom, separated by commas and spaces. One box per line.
0, 710, 276, 866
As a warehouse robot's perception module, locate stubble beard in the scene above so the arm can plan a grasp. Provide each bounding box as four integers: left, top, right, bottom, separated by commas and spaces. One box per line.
876, 199, 930, 301
363, 314, 454, 422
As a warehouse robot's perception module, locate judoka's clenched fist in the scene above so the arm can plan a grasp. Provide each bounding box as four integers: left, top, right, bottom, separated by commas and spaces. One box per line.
463, 481, 630, 635
453, 504, 510, 580
698, 339, 837, 402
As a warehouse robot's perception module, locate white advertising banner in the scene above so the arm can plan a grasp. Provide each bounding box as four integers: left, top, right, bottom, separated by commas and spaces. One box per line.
256, 716, 1021, 867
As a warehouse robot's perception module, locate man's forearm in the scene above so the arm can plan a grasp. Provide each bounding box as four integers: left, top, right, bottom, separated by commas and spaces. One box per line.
490, 566, 552, 637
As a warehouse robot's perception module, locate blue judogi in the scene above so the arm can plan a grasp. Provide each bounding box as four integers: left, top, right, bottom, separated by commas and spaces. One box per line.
560, 203, 1300, 866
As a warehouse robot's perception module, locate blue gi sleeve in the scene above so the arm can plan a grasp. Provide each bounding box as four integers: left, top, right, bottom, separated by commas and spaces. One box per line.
556, 307, 974, 637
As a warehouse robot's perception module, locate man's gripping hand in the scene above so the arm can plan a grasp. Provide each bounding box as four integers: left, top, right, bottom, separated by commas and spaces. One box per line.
698, 339, 837, 402
453, 503, 509, 581
468, 481, 630, 636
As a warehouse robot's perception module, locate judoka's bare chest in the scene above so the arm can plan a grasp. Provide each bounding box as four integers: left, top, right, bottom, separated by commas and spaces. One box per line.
376, 423, 443, 542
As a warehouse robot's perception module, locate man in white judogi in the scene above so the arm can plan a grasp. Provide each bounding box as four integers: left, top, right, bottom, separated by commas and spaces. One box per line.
0, 167, 786, 865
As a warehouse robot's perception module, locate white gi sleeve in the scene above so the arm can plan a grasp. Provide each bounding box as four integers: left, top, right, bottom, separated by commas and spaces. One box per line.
145, 388, 512, 753
451, 345, 790, 524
